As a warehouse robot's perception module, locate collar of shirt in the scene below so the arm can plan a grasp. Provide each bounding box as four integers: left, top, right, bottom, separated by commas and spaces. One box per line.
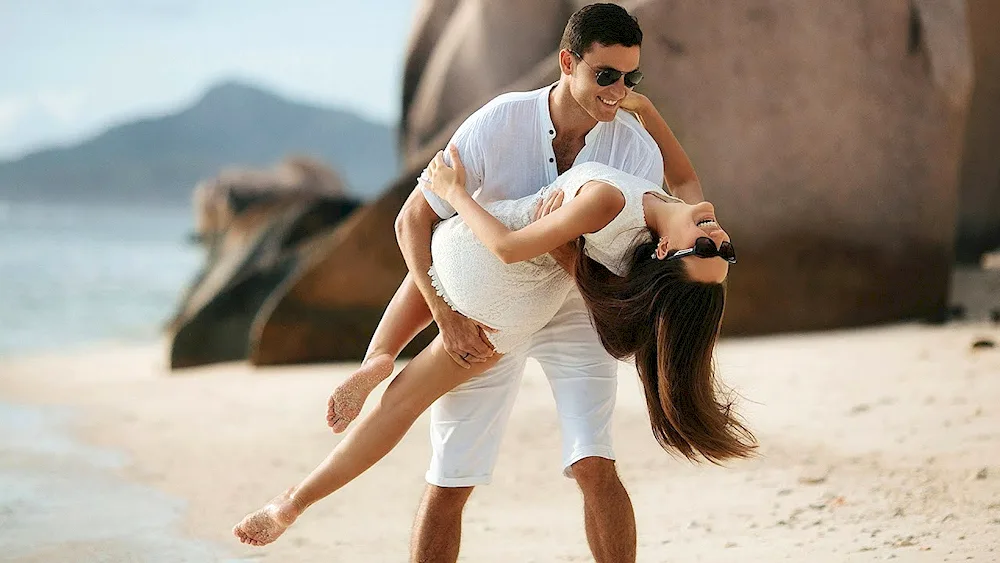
537, 83, 604, 171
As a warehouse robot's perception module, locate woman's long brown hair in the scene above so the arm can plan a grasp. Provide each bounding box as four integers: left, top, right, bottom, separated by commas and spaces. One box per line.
573, 230, 756, 463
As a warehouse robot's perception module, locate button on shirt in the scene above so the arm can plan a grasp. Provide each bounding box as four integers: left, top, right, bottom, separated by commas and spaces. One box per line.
419, 84, 664, 219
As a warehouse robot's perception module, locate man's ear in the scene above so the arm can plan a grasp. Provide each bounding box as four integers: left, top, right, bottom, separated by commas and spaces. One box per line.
558, 49, 575, 76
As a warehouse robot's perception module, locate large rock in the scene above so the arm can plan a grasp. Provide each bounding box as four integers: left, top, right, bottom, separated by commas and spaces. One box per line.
192, 156, 347, 251
169, 154, 437, 369
401, 0, 462, 146
402, 0, 576, 157
625, 0, 973, 332
955, 0, 1000, 262
169, 159, 361, 369
249, 155, 440, 365
171, 0, 986, 368
404, 0, 976, 334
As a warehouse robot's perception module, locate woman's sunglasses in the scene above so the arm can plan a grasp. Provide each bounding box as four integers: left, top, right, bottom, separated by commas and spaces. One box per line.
569, 50, 643, 88
665, 237, 737, 264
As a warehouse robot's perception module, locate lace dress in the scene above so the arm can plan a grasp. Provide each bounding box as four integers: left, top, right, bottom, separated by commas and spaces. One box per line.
428, 162, 678, 353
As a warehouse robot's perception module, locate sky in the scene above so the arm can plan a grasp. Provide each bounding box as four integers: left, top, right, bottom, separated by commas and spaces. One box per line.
0, 0, 416, 159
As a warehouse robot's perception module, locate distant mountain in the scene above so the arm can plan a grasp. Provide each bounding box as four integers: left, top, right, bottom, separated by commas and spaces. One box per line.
0, 82, 400, 205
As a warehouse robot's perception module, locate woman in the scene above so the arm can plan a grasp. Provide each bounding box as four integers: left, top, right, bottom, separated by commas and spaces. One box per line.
233, 99, 756, 547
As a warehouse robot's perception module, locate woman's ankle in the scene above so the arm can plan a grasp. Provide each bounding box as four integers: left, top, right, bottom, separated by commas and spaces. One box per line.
286, 487, 311, 516
362, 350, 396, 365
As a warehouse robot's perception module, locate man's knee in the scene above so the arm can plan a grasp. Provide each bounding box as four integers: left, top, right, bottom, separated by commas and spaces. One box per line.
422, 485, 475, 514
570, 457, 621, 494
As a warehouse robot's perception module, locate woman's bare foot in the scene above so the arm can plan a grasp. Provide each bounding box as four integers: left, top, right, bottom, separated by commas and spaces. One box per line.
327, 354, 394, 433
232, 487, 303, 547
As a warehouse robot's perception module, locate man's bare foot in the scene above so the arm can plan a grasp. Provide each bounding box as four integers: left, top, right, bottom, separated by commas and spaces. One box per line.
327, 354, 394, 433
232, 487, 303, 547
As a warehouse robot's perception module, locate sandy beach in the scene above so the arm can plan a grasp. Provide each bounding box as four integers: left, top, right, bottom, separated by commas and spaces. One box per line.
1, 321, 998, 562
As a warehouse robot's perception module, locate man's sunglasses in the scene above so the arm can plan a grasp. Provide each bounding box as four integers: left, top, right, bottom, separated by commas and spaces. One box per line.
665, 237, 737, 264
569, 50, 643, 88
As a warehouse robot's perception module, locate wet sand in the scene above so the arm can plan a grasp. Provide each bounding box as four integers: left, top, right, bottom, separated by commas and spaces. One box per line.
0, 401, 239, 563
0, 322, 998, 562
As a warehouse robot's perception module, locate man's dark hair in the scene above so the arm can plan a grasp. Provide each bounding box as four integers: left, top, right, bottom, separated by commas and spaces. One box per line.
559, 3, 643, 55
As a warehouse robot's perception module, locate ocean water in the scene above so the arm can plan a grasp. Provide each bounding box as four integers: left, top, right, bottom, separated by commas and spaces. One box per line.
0, 402, 245, 563
0, 202, 249, 561
0, 201, 202, 357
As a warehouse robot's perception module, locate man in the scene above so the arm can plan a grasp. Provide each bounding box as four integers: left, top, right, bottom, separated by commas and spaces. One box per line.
393, 4, 696, 561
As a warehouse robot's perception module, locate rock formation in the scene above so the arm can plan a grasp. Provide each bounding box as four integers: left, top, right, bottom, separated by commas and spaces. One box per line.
399, 0, 978, 337
171, 0, 994, 368
169, 158, 363, 368
955, 0, 1000, 262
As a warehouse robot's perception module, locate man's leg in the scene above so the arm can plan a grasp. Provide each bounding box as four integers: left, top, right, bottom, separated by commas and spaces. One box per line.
570, 457, 636, 563
411, 349, 529, 562
410, 485, 474, 563
529, 290, 637, 563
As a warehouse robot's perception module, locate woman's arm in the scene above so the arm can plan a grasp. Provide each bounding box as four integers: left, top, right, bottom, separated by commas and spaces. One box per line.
428, 146, 623, 264
621, 92, 705, 204
533, 190, 579, 276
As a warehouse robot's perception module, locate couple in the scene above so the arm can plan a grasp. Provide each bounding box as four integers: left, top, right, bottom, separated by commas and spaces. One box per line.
233, 4, 755, 561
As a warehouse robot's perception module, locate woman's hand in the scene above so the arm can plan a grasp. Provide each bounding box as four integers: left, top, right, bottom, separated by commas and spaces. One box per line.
427, 145, 467, 204
618, 90, 651, 116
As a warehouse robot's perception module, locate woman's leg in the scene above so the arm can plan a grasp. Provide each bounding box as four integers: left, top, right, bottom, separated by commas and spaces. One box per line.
234, 336, 501, 546
328, 273, 434, 432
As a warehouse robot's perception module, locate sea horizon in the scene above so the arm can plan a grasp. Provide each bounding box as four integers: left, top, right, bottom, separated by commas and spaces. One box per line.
0, 199, 201, 359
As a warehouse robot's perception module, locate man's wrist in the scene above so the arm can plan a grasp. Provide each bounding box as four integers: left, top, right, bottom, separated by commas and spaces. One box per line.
673, 181, 705, 204
428, 298, 454, 323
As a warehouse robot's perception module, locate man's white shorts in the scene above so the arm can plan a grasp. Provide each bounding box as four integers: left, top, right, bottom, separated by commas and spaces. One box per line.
425, 289, 618, 487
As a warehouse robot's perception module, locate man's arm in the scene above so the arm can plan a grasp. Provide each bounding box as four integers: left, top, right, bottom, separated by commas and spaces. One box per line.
395, 185, 495, 367
623, 92, 705, 204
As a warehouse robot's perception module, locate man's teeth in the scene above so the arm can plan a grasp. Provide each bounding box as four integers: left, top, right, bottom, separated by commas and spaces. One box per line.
599, 97, 619, 106
697, 219, 718, 227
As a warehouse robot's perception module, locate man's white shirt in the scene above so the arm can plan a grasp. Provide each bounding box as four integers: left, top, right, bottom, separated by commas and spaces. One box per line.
419, 84, 664, 219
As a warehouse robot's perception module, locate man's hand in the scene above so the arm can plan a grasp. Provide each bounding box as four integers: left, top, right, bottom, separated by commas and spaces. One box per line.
533, 188, 564, 222
534, 189, 579, 275
433, 306, 498, 368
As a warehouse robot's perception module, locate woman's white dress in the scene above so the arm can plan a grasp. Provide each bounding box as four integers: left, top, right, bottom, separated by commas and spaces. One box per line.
428, 162, 677, 353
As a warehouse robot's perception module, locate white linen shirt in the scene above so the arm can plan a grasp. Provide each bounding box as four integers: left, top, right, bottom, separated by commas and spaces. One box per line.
419, 84, 664, 219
